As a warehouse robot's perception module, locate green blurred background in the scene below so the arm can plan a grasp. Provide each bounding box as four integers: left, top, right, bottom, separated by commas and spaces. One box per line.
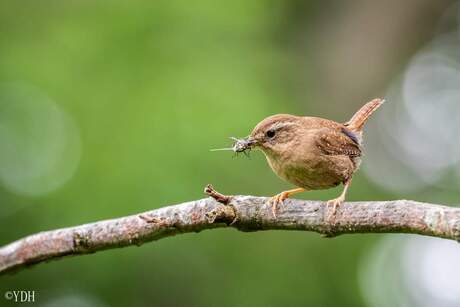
1, 1, 460, 306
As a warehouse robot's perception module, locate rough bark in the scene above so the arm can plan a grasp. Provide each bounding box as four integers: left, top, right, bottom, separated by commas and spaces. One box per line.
1, 185, 459, 276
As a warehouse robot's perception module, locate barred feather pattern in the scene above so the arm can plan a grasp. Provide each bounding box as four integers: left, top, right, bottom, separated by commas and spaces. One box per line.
345, 98, 385, 132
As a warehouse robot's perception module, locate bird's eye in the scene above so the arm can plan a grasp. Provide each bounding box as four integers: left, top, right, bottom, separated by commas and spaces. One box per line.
266, 129, 276, 138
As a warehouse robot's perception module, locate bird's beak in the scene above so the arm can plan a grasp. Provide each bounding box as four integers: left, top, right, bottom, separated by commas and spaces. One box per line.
232, 136, 257, 153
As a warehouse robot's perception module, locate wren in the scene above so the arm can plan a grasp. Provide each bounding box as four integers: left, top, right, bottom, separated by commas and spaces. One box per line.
232, 98, 385, 217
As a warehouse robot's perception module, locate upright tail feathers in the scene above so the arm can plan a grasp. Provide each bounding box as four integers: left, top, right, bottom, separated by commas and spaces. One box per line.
344, 98, 385, 132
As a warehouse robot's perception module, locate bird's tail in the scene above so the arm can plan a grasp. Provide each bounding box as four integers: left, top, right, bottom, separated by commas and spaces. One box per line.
344, 98, 385, 132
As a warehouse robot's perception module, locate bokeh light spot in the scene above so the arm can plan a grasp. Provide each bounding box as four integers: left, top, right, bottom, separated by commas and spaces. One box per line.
0, 83, 81, 196
360, 235, 460, 307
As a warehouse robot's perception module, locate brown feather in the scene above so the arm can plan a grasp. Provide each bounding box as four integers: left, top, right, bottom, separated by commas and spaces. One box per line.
345, 98, 385, 132
315, 127, 362, 158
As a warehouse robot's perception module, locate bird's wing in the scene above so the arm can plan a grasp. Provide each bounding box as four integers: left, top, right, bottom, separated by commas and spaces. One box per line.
315, 127, 362, 157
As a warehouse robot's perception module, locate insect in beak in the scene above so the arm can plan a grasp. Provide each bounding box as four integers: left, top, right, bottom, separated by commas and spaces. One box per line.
210, 136, 257, 156
230, 136, 256, 153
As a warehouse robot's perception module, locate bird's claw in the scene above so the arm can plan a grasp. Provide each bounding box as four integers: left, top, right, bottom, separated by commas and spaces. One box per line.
269, 192, 289, 218
326, 196, 344, 223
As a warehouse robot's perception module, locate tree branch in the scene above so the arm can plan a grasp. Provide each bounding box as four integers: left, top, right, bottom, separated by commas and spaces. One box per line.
1, 184, 459, 276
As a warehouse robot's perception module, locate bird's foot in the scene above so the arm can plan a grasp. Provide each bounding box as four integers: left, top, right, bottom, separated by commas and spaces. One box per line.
269, 191, 290, 218
326, 196, 345, 224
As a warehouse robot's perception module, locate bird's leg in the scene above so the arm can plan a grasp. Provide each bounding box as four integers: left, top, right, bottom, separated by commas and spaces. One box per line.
270, 187, 306, 218
327, 178, 352, 221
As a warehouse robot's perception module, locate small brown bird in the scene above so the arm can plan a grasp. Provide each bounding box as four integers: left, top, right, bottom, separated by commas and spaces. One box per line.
231, 98, 384, 217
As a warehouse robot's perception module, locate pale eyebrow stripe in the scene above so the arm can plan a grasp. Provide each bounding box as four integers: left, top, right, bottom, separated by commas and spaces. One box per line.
270, 121, 295, 130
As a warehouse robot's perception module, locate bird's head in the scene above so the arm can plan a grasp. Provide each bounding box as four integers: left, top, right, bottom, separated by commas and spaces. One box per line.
235, 114, 301, 158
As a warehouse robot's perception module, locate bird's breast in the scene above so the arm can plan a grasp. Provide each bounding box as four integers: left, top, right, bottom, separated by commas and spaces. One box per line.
265, 152, 354, 190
